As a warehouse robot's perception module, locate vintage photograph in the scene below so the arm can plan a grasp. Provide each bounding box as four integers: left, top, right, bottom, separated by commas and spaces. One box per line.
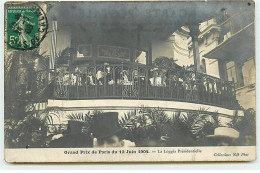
4, 0, 256, 162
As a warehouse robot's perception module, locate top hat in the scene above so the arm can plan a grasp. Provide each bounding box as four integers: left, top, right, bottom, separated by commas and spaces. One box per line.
92, 112, 124, 139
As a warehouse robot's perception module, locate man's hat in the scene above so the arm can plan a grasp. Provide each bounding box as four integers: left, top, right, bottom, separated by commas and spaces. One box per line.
206, 127, 240, 139
92, 112, 124, 139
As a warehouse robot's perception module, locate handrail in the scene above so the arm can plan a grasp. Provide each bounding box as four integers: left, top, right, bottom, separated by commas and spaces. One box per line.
30, 64, 239, 109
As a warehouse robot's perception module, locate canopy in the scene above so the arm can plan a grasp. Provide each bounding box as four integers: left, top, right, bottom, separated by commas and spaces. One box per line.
45, 1, 253, 44
204, 22, 255, 61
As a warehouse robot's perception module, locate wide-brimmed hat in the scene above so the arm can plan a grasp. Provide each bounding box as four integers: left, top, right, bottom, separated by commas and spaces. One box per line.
150, 68, 159, 71
206, 127, 240, 139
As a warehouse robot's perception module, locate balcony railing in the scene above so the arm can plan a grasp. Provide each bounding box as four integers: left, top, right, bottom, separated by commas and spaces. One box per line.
32, 64, 238, 109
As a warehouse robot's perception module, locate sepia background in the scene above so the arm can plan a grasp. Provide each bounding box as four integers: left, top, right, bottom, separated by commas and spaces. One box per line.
4, 1, 256, 150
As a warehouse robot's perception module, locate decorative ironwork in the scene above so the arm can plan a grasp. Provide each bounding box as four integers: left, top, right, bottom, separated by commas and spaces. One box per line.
31, 64, 238, 109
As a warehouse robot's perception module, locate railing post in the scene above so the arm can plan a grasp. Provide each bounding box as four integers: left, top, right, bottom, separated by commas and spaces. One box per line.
220, 81, 225, 106
145, 67, 149, 98
176, 70, 179, 100
52, 69, 57, 99
104, 65, 107, 97
76, 71, 79, 98
195, 71, 198, 103
137, 66, 140, 100
113, 65, 116, 97
85, 66, 88, 98
121, 62, 124, 99
212, 79, 216, 106
68, 67, 71, 100
94, 65, 97, 97
206, 74, 210, 103
183, 69, 186, 101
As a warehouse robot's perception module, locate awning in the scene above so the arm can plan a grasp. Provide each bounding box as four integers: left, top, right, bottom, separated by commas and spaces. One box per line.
203, 22, 255, 61
45, 1, 254, 41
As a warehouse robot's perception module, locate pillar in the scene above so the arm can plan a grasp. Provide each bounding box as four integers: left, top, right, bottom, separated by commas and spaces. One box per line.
189, 24, 201, 72
234, 60, 244, 88
147, 40, 153, 66
218, 59, 228, 81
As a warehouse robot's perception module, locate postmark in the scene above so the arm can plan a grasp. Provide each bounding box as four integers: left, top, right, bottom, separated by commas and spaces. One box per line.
6, 2, 48, 50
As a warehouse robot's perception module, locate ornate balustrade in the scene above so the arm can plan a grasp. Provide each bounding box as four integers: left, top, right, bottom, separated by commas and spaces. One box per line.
33, 64, 238, 109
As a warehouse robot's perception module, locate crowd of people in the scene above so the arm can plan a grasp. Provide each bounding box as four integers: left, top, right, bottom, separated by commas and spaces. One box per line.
55, 63, 198, 88
53, 63, 235, 104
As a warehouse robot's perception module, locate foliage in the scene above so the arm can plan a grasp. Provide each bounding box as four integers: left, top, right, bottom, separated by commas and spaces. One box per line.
165, 108, 217, 139
4, 115, 47, 148
4, 51, 49, 119
162, 109, 217, 146
119, 106, 220, 146
4, 50, 63, 148
226, 110, 239, 128
153, 56, 178, 69
92, 109, 104, 116
119, 107, 171, 146
37, 107, 63, 125
4, 105, 63, 148
118, 110, 137, 128
67, 112, 91, 122
234, 108, 256, 145
190, 113, 217, 139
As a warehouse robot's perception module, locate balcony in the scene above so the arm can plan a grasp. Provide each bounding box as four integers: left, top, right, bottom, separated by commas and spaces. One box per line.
217, 10, 254, 45
33, 64, 239, 109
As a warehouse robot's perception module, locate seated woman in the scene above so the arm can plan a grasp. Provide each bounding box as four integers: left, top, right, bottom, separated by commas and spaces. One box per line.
87, 72, 95, 85
96, 69, 104, 85
149, 68, 163, 86
118, 70, 132, 85
105, 64, 114, 85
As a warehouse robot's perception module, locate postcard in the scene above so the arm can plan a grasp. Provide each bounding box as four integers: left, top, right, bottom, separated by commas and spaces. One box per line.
4, 0, 256, 162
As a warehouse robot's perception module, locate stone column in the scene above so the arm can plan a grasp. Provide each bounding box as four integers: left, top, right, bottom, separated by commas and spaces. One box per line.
218, 59, 228, 81
147, 40, 153, 66
189, 25, 201, 72
234, 60, 244, 88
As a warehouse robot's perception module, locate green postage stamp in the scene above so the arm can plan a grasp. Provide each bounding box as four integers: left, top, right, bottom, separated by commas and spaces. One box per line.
6, 4, 47, 50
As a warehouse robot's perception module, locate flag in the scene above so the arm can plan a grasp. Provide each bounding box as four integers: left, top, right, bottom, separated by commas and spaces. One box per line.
49, 20, 57, 70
